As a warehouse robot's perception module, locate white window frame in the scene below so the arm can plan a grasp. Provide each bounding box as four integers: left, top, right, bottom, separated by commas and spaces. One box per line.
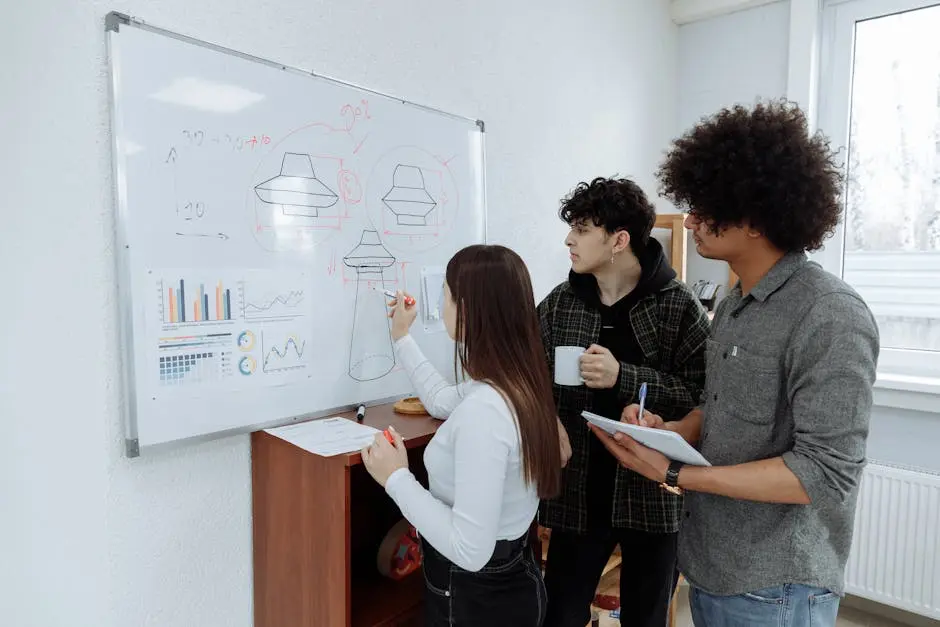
816, 0, 940, 411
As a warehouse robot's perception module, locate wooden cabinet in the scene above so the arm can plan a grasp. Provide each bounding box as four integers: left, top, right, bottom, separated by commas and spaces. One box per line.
252, 403, 442, 627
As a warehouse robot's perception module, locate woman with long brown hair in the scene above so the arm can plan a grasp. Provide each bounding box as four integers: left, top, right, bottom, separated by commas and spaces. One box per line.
361, 244, 561, 626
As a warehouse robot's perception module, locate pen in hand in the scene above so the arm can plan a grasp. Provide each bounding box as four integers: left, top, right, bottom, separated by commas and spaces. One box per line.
637, 382, 648, 427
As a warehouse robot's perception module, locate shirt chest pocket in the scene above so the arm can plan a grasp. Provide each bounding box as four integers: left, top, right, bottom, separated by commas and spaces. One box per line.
714, 342, 782, 425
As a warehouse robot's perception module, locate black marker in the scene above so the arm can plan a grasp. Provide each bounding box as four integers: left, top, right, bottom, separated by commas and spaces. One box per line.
356, 404, 366, 423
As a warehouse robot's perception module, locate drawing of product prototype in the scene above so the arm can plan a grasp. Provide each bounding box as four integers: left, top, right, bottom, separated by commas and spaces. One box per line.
344, 229, 396, 381
381, 165, 437, 226
254, 152, 339, 217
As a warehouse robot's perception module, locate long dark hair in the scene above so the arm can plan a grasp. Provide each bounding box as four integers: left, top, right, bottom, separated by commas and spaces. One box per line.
446, 245, 560, 499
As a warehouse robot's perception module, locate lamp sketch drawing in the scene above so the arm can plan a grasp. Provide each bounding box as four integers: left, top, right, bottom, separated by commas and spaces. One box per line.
381, 164, 437, 226
343, 229, 396, 381
254, 152, 339, 217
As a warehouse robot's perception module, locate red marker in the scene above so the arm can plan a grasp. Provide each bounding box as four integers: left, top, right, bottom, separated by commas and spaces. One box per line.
381, 289, 415, 307
383, 429, 395, 444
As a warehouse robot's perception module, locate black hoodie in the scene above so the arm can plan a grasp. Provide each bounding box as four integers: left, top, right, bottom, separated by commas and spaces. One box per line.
567, 237, 677, 528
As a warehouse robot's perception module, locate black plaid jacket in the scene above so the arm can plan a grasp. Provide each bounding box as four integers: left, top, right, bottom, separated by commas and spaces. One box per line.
537, 278, 710, 534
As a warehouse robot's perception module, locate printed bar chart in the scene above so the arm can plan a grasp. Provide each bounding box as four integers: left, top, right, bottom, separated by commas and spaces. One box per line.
163, 278, 233, 324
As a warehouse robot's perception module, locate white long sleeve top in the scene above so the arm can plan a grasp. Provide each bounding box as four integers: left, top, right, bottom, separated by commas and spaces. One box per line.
384, 335, 539, 572
390, 334, 466, 419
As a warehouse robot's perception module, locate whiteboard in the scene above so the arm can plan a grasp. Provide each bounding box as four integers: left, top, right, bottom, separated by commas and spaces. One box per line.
105, 13, 486, 456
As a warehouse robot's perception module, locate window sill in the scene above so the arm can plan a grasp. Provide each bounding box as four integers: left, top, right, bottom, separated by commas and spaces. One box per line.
873, 373, 940, 414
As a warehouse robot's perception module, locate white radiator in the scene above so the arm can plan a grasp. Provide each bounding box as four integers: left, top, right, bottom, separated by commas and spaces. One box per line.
845, 462, 940, 619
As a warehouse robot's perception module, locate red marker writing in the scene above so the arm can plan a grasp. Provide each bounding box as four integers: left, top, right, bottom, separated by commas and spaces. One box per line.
381, 289, 415, 307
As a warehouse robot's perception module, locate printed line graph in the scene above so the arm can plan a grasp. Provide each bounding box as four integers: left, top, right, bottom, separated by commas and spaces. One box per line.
238, 276, 308, 321
262, 331, 307, 373
243, 289, 305, 321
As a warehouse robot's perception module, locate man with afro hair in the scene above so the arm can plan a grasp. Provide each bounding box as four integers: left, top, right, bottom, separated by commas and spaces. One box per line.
591, 99, 880, 627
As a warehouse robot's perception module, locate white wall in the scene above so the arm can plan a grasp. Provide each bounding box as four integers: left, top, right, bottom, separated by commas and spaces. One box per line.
0, 2, 678, 625
676, 0, 791, 294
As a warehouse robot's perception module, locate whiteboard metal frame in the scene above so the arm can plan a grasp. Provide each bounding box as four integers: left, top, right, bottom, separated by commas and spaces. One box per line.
104, 11, 487, 457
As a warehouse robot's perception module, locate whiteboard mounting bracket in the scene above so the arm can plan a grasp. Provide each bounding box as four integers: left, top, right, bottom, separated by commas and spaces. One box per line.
106, 11, 131, 32
125, 438, 140, 458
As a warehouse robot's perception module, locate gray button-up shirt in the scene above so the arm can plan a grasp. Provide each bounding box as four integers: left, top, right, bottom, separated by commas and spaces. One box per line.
678, 253, 879, 596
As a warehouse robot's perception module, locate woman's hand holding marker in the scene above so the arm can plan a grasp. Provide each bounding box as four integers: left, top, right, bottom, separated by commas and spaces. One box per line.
382, 289, 415, 307
387, 290, 418, 341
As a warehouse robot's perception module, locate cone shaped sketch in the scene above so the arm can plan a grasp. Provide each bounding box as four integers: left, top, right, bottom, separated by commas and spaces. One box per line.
381, 165, 437, 226
255, 152, 339, 217
345, 229, 396, 381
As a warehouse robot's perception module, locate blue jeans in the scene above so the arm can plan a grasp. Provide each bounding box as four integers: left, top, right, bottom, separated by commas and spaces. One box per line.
689, 584, 840, 627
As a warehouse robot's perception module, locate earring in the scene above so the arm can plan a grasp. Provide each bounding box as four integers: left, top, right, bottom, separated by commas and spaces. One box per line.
610, 252, 615, 264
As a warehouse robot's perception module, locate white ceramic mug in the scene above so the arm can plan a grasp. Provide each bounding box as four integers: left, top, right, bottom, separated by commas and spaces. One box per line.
554, 346, 585, 386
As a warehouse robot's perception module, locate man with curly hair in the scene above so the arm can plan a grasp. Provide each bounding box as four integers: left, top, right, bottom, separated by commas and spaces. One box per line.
591, 100, 880, 627
537, 177, 711, 627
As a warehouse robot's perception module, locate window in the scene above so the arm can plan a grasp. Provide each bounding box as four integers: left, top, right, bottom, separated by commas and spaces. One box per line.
818, 0, 940, 386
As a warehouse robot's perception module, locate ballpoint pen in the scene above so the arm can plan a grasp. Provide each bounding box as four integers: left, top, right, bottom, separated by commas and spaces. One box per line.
637, 382, 648, 425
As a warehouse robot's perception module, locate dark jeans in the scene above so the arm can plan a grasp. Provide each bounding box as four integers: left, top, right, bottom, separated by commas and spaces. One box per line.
421, 533, 546, 626
543, 528, 678, 627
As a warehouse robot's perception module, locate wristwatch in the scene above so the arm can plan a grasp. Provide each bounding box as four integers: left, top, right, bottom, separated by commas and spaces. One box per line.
661, 460, 684, 495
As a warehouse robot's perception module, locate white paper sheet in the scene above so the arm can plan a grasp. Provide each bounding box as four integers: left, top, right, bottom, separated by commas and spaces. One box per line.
264, 416, 381, 457
582, 411, 712, 466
